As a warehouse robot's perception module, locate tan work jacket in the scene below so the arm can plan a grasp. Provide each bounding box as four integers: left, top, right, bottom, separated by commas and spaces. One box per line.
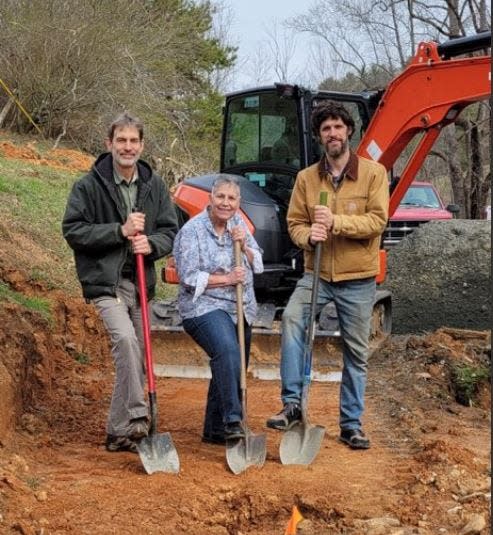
287, 151, 389, 282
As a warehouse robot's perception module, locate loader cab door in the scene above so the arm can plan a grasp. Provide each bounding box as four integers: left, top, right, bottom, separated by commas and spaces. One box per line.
220, 88, 309, 284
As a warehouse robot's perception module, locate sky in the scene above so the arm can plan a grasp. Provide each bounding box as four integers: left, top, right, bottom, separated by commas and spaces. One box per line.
221, 0, 317, 91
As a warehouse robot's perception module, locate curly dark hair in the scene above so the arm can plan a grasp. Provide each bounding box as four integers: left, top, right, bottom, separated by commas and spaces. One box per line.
311, 101, 355, 139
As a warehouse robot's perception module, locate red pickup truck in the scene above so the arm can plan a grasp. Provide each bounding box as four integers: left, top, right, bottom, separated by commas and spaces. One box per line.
384, 181, 459, 247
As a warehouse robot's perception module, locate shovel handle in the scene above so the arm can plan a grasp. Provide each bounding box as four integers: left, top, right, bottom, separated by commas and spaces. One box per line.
234, 241, 247, 392
303, 190, 329, 380
135, 252, 156, 394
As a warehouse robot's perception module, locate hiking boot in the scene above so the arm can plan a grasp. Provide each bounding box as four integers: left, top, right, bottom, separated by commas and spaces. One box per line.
339, 429, 370, 450
266, 403, 301, 431
127, 417, 149, 441
224, 422, 245, 440
105, 435, 138, 453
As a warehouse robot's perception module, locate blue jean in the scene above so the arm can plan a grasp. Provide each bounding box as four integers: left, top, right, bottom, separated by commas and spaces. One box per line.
280, 273, 376, 431
182, 309, 251, 438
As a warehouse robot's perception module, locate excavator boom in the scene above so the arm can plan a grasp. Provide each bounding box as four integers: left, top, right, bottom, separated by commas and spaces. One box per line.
357, 31, 491, 216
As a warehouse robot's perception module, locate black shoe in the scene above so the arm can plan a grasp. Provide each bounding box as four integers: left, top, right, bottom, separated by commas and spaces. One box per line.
339, 429, 370, 450
105, 435, 138, 453
224, 422, 245, 440
266, 403, 301, 431
127, 417, 149, 441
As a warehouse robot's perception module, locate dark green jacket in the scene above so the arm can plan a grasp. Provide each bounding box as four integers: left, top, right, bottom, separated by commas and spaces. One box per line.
62, 153, 178, 300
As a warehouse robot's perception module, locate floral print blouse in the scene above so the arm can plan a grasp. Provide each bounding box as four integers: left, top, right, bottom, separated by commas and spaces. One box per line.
173, 207, 263, 325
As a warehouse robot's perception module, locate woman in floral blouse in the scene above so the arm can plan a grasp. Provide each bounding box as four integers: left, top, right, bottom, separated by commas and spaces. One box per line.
173, 175, 263, 444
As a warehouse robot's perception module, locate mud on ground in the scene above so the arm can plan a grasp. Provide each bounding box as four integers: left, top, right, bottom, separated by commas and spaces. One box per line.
0, 265, 490, 534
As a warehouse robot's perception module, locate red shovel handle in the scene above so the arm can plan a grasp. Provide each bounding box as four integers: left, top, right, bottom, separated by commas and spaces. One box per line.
135, 252, 156, 394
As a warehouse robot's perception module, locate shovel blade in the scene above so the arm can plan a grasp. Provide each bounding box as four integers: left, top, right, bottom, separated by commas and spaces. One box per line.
280, 423, 325, 465
226, 432, 267, 475
136, 432, 180, 474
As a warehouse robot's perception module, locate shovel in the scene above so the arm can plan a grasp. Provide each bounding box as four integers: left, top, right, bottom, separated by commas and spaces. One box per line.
280, 191, 328, 465
135, 251, 180, 474
226, 240, 267, 475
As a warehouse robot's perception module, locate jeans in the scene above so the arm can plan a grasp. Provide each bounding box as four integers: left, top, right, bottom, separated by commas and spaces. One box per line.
182, 309, 251, 438
280, 273, 376, 431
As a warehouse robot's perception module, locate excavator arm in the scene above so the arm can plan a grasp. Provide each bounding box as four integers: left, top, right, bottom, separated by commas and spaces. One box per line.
357, 32, 491, 217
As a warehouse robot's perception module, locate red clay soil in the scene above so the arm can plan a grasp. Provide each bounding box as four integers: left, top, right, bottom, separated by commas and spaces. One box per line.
0, 140, 93, 172
0, 263, 490, 535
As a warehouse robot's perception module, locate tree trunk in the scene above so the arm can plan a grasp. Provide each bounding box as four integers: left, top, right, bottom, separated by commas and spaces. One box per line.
442, 125, 466, 217
0, 97, 15, 128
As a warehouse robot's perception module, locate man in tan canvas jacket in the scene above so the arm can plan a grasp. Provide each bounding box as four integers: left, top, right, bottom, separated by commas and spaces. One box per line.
267, 101, 389, 450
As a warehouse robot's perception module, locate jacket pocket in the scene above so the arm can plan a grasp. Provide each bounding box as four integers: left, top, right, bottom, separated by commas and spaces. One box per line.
334, 236, 374, 275
336, 195, 367, 216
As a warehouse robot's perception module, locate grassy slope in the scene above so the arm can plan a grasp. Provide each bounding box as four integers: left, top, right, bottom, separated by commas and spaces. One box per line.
0, 134, 176, 300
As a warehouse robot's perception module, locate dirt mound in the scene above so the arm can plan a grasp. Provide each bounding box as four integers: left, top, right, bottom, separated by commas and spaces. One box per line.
0, 140, 93, 171
384, 220, 491, 334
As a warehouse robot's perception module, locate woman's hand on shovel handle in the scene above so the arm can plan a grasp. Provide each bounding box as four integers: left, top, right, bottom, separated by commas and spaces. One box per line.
230, 225, 247, 250
228, 266, 246, 285
231, 225, 255, 265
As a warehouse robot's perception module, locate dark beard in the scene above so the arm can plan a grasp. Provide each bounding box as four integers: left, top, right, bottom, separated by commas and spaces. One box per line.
325, 139, 349, 159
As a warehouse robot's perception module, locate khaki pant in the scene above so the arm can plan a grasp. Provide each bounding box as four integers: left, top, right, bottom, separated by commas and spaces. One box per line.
93, 278, 149, 436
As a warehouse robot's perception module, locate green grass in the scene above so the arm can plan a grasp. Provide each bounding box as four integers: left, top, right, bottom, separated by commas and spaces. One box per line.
0, 155, 80, 292
24, 476, 42, 490
74, 352, 90, 365
451, 363, 490, 406
0, 281, 53, 323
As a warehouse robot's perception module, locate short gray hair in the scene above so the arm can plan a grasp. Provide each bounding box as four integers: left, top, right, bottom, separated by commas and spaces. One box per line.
107, 112, 144, 141
211, 175, 241, 196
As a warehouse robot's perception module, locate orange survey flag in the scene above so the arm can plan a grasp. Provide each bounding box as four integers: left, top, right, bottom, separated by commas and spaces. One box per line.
285, 505, 304, 535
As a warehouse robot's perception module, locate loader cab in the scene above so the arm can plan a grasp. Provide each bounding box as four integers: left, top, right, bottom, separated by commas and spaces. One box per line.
220, 87, 308, 293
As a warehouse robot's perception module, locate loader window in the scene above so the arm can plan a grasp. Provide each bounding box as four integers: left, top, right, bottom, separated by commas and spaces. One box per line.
223, 92, 301, 169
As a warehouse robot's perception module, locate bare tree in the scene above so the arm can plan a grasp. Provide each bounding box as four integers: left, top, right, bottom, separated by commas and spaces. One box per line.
265, 23, 300, 83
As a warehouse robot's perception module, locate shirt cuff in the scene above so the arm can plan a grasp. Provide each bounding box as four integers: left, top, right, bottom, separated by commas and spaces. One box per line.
249, 249, 263, 274
192, 271, 210, 302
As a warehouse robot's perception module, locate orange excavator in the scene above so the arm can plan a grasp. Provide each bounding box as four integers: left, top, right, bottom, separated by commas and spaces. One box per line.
154, 31, 491, 342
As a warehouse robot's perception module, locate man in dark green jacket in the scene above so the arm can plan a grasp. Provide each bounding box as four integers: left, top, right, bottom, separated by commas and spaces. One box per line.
63, 112, 178, 453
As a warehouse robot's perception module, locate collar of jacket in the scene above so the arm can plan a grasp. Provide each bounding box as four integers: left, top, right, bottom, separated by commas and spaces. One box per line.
92, 152, 154, 214
317, 150, 359, 181
93, 152, 153, 183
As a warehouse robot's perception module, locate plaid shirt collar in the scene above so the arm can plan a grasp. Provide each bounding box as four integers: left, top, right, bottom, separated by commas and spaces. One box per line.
317, 150, 359, 188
